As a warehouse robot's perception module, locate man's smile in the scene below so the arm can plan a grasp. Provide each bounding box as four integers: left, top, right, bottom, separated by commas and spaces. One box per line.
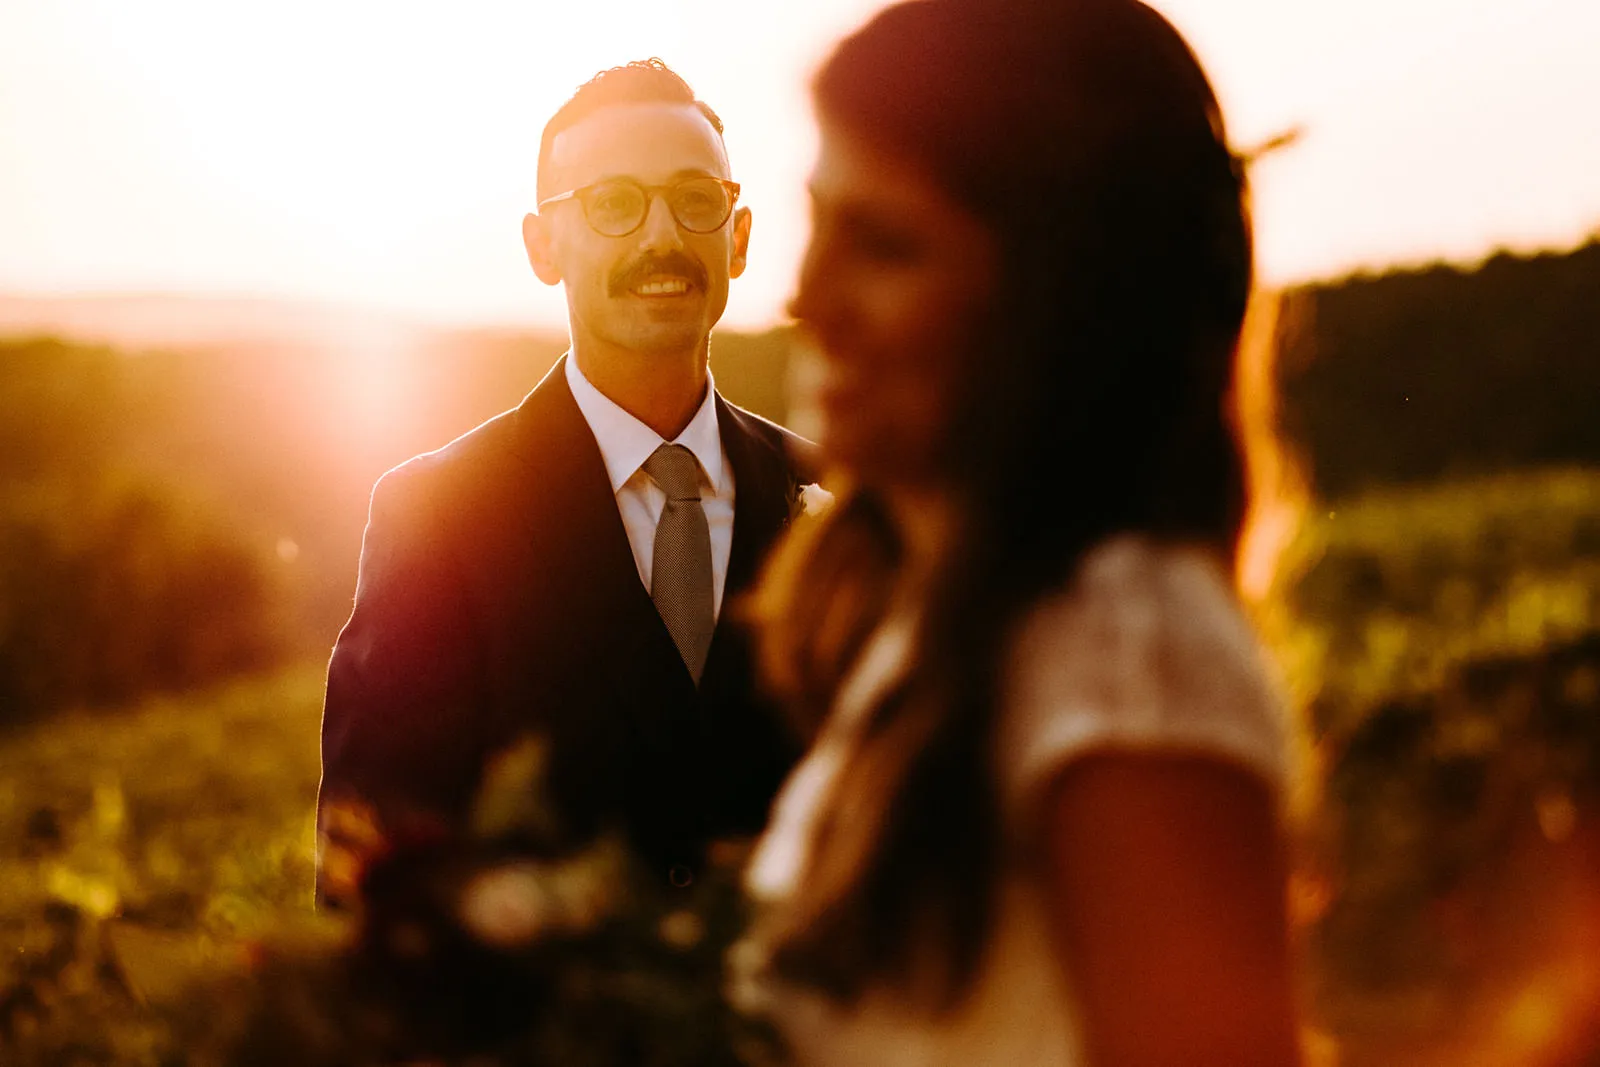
629, 275, 694, 297
610, 249, 709, 299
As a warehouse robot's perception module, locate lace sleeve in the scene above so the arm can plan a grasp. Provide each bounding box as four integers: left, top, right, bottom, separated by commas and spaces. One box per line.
996, 537, 1289, 829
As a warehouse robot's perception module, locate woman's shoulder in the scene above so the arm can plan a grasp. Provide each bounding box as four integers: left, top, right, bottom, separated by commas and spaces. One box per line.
1012, 534, 1260, 674
998, 535, 1289, 811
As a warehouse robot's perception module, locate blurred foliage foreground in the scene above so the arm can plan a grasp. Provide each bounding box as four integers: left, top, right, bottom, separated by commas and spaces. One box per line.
5, 466, 1600, 1065
0, 667, 771, 1067
1280, 468, 1600, 1066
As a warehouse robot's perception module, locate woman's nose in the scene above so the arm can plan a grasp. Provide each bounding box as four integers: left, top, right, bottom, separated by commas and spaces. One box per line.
789, 239, 833, 325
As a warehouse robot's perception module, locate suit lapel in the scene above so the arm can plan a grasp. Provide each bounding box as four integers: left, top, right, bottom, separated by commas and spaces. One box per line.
492, 365, 797, 860
507, 358, 695, 709
504, 364, 793, 705
701, 397, 795, 687
698, 400, 805, 842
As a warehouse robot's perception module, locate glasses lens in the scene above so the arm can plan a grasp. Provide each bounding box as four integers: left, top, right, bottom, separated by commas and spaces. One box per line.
583, 182, 648, 236
669, 178, 733, 233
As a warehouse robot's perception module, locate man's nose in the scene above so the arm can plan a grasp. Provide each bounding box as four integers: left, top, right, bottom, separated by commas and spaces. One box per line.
637, 193, 685, 252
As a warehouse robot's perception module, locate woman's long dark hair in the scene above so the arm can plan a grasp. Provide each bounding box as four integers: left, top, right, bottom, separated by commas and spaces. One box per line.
749, 0, 1255, 1008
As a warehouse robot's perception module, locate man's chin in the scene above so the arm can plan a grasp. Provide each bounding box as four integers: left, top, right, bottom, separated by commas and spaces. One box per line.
577, 293, 726, 358
611, 319, 713, 358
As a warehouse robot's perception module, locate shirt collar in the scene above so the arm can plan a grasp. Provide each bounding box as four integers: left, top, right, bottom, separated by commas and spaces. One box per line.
566, 353, 726, 495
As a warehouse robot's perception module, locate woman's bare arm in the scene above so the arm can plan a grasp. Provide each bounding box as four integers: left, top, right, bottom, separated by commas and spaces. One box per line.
1039, 751, 1301, 1067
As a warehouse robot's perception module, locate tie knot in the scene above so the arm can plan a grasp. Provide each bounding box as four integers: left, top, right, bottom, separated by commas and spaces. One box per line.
643, 444, 703, 501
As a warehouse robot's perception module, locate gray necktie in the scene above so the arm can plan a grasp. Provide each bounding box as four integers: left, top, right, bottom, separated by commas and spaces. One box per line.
643, 444, 715, 682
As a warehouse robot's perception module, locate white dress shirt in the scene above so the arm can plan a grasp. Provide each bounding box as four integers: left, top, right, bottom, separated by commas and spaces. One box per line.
566, 354, 736, 620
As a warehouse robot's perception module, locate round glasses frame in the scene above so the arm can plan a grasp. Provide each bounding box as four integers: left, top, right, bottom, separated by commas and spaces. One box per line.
537, 177, 741, 237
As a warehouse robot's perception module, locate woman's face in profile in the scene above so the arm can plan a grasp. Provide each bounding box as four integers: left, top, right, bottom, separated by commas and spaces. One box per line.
790, 118, 999, 489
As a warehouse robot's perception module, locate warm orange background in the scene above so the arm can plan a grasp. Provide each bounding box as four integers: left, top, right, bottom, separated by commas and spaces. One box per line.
3, 0, 1598, 331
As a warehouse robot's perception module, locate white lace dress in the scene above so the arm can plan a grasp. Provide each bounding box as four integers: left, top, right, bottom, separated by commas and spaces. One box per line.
743, 536, 1290, 1067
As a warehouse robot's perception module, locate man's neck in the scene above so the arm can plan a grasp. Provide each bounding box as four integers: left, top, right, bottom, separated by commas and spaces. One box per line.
571, 339, 710, 440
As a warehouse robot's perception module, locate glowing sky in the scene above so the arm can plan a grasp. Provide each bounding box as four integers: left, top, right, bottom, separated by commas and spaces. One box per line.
2, 0, 1597, 329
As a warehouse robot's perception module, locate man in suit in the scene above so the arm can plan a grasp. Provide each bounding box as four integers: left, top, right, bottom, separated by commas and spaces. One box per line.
317, 59, 810, 905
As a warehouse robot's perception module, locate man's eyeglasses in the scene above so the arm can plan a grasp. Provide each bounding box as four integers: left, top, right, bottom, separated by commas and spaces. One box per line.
537, 176, 741, 238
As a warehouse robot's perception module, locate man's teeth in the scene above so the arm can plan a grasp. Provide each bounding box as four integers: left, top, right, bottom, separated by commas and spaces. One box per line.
633, 279, 690, 296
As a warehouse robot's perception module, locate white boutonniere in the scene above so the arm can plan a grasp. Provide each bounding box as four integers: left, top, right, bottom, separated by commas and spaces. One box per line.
797, 482, 835, 519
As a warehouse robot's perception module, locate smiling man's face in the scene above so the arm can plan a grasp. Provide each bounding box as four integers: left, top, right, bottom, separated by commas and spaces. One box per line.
528, 101, 751, 361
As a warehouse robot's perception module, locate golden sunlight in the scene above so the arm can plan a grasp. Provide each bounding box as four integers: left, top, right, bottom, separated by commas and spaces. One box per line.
323, 314, 429, 444
5, 4, 1600, 1066
3, 0, 1595, 329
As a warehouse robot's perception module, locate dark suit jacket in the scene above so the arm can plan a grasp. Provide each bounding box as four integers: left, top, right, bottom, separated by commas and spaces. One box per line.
319, 357, 811, 893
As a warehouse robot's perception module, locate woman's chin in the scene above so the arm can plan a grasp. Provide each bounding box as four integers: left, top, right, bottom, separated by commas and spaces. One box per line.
817, 415, 872, 474
818, 438, 913, 495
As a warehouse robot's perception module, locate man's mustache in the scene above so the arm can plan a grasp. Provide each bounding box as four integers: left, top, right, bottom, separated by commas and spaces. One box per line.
609, 252, 708, 297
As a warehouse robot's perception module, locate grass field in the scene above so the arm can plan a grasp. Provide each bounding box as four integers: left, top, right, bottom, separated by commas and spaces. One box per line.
1277, 468, 1600, 1065
1280, 467, 1600, 738
1, 664, 327, 1062
4, 466, 1600, 1064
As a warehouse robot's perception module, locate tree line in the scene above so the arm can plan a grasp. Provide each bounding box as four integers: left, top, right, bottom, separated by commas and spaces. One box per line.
0, 327, 794, 725
1278, 236, 1600, 497
3, 233, 1597, 722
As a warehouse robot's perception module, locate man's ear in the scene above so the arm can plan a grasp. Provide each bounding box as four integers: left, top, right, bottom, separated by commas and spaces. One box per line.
523, 213, 563, 286
729, 205, 752, 280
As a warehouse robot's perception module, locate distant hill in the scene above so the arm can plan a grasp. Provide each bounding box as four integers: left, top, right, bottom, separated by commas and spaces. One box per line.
11, 232, 1600, 513
0, 292, 790, 417
0, 289, 796, 430
0, 292, 463, 355
0, 295, 800, 652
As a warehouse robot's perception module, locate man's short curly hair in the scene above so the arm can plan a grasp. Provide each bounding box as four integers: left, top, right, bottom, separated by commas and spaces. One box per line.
537, 58, 725, 201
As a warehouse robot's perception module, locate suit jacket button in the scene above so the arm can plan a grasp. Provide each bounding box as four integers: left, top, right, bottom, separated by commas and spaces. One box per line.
668, 864, 694, 888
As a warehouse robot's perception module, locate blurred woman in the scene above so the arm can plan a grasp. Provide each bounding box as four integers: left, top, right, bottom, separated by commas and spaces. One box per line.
738, 1, 1301, 1064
